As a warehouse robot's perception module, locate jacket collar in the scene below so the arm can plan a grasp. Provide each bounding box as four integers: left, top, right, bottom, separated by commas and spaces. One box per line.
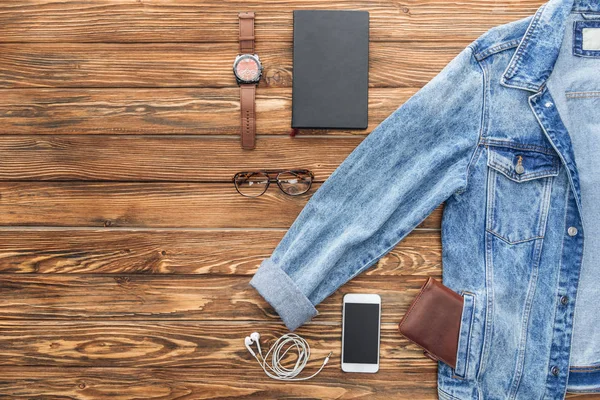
501, 0, 583, 92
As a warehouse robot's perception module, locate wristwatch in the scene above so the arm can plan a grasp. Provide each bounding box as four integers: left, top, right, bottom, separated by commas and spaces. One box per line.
233, 12, 263, 150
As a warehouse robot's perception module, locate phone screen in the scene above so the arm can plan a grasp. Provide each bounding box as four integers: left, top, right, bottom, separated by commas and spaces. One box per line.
343, 302, 380, 364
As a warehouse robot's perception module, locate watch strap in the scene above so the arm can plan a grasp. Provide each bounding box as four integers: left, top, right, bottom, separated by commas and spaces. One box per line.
239, 12, 255, 54
240, 84, 256, 149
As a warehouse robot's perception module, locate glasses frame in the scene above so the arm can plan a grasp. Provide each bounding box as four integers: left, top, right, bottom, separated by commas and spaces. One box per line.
233, 169, 315, 198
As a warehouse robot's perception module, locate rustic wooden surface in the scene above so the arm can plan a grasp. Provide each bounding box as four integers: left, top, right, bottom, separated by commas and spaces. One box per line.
0, 1, 597, 399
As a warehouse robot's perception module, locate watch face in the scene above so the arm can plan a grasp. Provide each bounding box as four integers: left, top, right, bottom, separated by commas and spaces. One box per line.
234, 55, 262, 83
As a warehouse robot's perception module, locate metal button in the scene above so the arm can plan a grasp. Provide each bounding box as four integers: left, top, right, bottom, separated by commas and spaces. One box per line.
551, 366, 560, 376
560, 296, 569, 305
568, 227, 578, 237
515, 155, 525, 175
545, 101, 554, 108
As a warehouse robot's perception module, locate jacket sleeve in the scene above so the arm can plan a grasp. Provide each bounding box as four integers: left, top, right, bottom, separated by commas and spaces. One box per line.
250, 45, 485, 331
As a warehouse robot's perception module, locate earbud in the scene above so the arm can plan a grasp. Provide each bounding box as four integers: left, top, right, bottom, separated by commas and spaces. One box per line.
250, 332, 261, 354
244, 336, 256, 357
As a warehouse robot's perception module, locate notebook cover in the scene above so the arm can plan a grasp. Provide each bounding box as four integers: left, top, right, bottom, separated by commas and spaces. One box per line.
398, 277, 464, 369
292, 10, 369, 129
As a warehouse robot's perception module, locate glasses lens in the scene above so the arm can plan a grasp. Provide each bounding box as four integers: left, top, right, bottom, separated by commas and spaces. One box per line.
277, 171, 312, 196
235, 172, 270, 197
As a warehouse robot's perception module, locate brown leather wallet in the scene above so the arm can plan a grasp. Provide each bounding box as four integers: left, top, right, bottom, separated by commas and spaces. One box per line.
398, 277, 464, 369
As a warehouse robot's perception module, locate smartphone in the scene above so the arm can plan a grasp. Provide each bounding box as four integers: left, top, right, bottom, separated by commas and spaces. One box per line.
341, 293, 381, 373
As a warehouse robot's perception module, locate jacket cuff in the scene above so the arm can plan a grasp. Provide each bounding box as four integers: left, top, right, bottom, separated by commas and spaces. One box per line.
250, 259, 318, 331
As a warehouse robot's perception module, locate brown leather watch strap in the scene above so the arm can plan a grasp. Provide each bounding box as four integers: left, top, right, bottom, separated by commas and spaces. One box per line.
239, 12, 255, 54
240, 83, 256, 149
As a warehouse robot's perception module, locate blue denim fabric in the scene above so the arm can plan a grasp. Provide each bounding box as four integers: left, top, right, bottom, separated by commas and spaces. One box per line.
250, 0, 600, 398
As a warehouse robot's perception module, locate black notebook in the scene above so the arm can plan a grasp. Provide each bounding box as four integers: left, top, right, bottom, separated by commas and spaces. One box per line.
292, 10, 369, 129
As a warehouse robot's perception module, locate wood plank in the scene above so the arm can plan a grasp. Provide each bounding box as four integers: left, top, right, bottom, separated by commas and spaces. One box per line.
0, 367, 438, 400
0, 0, 543, 43
0, 136, 361, 181
0, 182, 443, 229
0, 88, 414, 135
0, 366, 591, 400
0, 42, 463, 88
0, 230, 441, 275
0, 274, 436, 323
0, 322, 434, 368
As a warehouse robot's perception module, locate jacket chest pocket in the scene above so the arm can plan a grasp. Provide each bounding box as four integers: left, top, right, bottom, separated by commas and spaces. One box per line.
486, 146, 560, 244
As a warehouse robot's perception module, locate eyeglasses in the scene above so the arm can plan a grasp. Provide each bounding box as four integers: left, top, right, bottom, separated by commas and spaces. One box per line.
233, 169, 314, 197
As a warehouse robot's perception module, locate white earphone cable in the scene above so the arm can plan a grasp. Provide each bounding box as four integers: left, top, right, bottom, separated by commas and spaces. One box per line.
252, 333, 332, 381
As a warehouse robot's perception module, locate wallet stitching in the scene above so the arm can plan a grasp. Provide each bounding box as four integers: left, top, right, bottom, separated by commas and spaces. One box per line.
399, 278, 458, 367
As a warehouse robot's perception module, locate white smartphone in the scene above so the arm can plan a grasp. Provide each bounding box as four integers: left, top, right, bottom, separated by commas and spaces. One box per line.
341, 293, 381, 373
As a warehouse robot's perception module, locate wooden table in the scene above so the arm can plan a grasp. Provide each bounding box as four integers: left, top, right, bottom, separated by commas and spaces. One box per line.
0, 1, 596, 398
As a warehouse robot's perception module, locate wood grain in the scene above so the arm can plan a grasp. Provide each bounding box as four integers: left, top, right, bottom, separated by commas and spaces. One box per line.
0, 0, 542, 43
0, 42, 464, 88
0, 366, 591, 400
0, 322, 433, 368
0, 229, 441, 275
0, 182, 443, 229
0, 367, 438, 400
0, 136, 361, 181
0, 274, 433, 323
0, 88, 414, 135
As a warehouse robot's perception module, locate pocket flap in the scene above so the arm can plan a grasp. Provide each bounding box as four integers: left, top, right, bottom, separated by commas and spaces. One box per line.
487, 146, 560, 182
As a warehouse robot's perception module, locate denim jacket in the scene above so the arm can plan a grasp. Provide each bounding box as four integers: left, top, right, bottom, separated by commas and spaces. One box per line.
250, 0, 600, 398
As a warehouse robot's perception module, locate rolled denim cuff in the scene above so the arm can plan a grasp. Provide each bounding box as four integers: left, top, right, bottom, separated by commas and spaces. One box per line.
250, 259, 318, 331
